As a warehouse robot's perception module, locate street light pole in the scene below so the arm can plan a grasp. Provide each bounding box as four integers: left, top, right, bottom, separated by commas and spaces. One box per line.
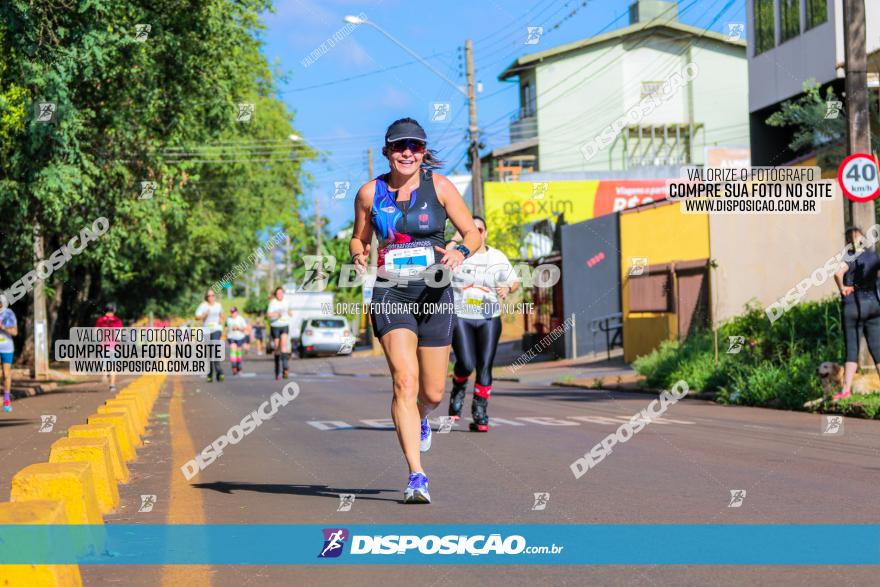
466, 40, 483, 216
344, 16, 465, 97
345, 15, 483, 215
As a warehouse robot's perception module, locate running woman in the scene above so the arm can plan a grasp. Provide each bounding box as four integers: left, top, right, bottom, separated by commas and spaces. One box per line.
95, 303, 123, 392
833, 226, 880, 400
0, 307, 18, 413
252, 314, 266, 356
267, 287, 293, 380
226, 307, 250, 375
446, 216, 519, 431
196, 289, 224, 382
350, 117, 480, 504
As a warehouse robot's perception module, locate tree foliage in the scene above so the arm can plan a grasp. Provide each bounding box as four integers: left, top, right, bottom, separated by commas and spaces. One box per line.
0, 0, 313, 355
765, 79, 880, 170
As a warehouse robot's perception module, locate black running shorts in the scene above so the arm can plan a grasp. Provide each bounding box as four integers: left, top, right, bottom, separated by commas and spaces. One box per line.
370, 285, 456, 347
270, 325, 289, 339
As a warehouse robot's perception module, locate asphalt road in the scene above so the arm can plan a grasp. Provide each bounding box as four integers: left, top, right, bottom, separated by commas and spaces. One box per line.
77, 354, 880, 586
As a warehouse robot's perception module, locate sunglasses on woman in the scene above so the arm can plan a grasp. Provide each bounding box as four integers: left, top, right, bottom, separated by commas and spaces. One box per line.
388, 139, 426, 154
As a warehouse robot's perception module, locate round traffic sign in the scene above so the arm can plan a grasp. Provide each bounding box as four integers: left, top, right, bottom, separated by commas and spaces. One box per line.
838, 153, 880, 202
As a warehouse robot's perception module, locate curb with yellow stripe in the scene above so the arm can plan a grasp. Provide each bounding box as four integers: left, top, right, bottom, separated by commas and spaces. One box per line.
0, 374, 166, 586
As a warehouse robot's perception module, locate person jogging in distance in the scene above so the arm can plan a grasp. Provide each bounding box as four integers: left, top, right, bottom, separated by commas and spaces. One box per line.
95, 303, 123, 392
226, 307, 250, 375
0, 307, 18, 413
267, 286, 293, 380
196, 289, 224, 382
350, 117, 480, 504
252, 313, 266, 355
446, 216, 519, 431
833, 226, 880, 400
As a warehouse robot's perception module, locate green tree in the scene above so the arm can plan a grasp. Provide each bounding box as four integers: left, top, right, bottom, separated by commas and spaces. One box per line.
0, 1, 314, 360
765, 80, 880, 170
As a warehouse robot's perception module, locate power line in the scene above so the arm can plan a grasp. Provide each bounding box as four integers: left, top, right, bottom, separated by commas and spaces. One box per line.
279, 51, 455, 92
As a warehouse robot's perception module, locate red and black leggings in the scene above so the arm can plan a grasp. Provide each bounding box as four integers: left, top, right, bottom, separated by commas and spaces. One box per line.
451, 316, 503, 396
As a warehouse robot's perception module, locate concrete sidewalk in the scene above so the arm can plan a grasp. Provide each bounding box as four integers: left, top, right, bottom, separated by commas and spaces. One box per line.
496, 348, 638, 386
0, 376, 136, 498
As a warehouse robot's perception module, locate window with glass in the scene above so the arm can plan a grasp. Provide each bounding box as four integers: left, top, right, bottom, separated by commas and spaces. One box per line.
806, 0, 827, 30
780, 0, 801, 42
309, 319, 346, 328
754, 0, 775, 55
522, 82, 536, 118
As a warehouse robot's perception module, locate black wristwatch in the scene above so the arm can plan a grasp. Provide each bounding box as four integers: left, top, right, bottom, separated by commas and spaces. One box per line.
454, 244, 471, 259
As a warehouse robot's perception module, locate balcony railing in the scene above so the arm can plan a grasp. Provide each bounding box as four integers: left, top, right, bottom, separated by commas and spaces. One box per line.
509, 112, 537, 142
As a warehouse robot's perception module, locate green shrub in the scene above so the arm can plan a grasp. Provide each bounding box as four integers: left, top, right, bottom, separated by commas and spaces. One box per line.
634, 298, 841, 411
836, 393, 880, 419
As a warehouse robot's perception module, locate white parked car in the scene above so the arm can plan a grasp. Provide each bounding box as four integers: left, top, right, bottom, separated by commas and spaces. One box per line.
298, 316, 354, 357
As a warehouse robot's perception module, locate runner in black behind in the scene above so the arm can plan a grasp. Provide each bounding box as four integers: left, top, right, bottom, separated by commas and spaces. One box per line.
350, 118, 480, 504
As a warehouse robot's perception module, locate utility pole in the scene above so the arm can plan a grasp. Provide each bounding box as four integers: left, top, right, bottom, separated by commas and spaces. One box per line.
368, 147, 377, 270
315, 196, 322, 256
843, 0, 874, 370
466, 39, 483, 216
844, 0, 874, 230
32, 222, 49, 378
285, 233, 292, 282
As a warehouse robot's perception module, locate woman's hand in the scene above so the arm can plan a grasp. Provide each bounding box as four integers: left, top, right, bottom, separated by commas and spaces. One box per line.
841, 285, 855, 297
434, 245, 465, 271
495, 286, 510, 301
352, 244, 370, 275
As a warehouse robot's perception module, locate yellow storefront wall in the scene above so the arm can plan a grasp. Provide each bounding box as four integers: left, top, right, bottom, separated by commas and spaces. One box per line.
620, 201, 710, 363
484, 181, 598, 257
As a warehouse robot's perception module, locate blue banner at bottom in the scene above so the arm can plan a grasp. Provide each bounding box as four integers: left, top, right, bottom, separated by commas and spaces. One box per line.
0, 524, 878, 565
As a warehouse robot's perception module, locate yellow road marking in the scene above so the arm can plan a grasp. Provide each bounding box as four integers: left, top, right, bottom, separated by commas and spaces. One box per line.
162, 378, 211, 587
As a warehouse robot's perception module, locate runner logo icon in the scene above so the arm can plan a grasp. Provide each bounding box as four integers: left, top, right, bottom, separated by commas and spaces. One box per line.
318, 528, 349, 558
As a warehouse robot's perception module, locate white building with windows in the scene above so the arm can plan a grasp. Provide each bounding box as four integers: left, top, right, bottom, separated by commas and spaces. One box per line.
492, 0, 750, 175
746, 0, 880, 164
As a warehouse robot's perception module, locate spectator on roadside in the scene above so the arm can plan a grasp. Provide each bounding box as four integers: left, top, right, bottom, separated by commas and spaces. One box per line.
0, 307, 18, 413
96, 303, 123, 392
833, 226, 880, 400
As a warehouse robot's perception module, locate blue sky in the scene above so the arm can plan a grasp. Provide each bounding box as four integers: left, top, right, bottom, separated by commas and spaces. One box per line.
260, 0, 747, 232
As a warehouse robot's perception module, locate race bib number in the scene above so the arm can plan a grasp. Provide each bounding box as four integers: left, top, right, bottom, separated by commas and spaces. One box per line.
0, 334, 8, 343
384, 245, 433, 277
463, 287, 497, 318
206, 321, 220, 330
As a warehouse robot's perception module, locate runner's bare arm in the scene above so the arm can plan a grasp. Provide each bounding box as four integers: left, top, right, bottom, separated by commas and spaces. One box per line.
350, 181, 375, 268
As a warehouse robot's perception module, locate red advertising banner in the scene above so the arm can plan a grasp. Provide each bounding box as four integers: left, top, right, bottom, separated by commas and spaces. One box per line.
593, 180, 669, 217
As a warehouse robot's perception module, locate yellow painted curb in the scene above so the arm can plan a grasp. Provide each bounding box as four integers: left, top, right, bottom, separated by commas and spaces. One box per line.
95, 406, 141, 447
119, 387, 153, 412
116, 388, 148, 414
67, 423, 130, 484
11, 463, 104, 525
48, 437, 119, 514
105, 397, 146, 435
86, 414, 136, 462
0, 500, 83, 587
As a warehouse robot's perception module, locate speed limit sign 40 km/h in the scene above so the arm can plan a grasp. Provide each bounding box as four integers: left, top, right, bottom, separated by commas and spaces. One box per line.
838, 153, 880, 203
